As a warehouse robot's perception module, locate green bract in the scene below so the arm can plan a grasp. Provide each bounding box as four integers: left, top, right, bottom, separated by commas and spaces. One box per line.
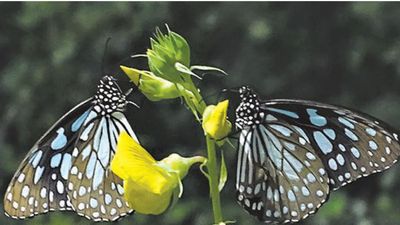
148, 28, 191, 84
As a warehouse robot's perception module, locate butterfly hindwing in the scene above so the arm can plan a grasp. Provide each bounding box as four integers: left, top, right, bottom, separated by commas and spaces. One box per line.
237, 115, 330, 223
67, 111, 136, 221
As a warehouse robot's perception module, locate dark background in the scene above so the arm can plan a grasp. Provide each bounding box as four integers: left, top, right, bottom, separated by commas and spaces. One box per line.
1, 2, 400, 225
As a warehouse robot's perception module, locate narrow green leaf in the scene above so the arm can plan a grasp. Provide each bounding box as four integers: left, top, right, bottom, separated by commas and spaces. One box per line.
218, 152, 228, 192
175, 62, 202, 79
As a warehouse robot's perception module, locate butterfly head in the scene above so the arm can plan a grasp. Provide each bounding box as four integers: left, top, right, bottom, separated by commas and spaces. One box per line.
94, 76, 127, 115
235, 86, 261, 129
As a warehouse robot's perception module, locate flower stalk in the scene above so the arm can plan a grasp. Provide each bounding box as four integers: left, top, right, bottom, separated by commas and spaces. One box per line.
206, 135, 223, 223
121, 27, 229, 224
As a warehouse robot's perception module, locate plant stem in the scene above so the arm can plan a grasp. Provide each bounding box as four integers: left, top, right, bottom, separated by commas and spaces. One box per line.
206, 135, 223, 223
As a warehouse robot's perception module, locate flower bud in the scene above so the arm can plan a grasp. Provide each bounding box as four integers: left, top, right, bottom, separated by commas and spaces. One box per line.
121, 65, 194, 101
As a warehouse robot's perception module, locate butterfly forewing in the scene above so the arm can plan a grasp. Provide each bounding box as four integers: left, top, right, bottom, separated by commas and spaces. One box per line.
235, 86, 400, 223
4, 99, 93, 218
4, 76, 137, 221
263, 99, 400, 189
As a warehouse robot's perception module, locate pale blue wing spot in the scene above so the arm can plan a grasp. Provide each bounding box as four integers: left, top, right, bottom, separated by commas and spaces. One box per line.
267, 107, 300, 119
323, 128, 336, 140
105, 194, 112, 205
345, 128, 359, 141
328, 158, 338, 170
369, 140, 378, 150
338, 117, 355, 129
98, 120, 111, 167
365, 127, 377, 136
30, 150, 43, 168
287, 190, 296, 201
270, 124, 292, 137
60, 153, 72, 179
336, 154, 345, 166
71, 110, 91, 132
50, 153, 62, 168
283, 161, 300, 180
260, 126, 283, 169
283, 150, 303, 173
86, 152, 97, 179
92, 163, 105, 190
51, 128, 67, 150
81, 145, 92, 161
34, 166, 44, 184
306, 108, 327, 127
351, 147, 361, 158
313, 131, 333, 154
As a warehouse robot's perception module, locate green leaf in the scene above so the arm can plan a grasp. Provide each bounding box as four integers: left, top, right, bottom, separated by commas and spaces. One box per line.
218, 152, 227, 192
175, 62, 202, 80
190, 65, 228, 76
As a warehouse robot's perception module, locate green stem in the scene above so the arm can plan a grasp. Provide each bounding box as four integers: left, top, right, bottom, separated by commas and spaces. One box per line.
206, 135, 223, 223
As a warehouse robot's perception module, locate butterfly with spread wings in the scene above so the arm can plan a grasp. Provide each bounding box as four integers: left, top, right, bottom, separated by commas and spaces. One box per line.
4, 75, 138, 222
235, 86, 400, 224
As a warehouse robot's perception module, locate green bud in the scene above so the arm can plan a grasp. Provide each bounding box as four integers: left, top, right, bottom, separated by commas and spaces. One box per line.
147, 28, 191, 83
121, 65, 195, 101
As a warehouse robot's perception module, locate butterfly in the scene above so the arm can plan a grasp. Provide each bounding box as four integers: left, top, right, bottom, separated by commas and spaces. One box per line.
234, 86, 400, 224
3, 75, 138, 222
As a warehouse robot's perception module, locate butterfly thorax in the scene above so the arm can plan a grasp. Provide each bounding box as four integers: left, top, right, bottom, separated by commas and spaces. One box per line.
93, 76, 127, 116
235, 86, 262, 129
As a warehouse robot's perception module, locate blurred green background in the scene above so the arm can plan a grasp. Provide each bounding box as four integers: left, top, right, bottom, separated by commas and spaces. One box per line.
1, 2, 400, 225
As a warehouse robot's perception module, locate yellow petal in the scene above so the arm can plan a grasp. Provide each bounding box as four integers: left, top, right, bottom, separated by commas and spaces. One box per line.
124, 178, 174, 215
111, 132, 178, 214
111, 132, 176, 195
111, 132, 204, 215
111, 132, 156, 180
202, 100, 232, 139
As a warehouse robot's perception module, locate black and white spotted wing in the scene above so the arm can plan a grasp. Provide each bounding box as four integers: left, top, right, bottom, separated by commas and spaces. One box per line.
4, 76, 137, 221
235, 86, 400, 224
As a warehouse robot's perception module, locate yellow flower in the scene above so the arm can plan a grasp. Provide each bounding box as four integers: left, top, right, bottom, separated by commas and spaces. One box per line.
202, 100, 232, 140
110, 132, 205, 215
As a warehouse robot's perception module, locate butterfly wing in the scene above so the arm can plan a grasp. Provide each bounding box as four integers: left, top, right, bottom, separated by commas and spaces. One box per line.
4, 99, 137, 221
237, 99, 400, 223
263, 99, 400, 188
66, 111, 136, 221
4, 98, 93, 219
237, 117, 330, 223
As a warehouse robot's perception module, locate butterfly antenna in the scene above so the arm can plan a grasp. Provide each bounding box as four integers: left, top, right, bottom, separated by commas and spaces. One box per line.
125, 88, 133, 97
127, 101, 140, 109
101, 37, 112, 76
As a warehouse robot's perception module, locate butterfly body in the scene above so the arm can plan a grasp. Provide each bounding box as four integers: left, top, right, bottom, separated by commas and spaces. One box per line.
4, 76, 137, 222
235, 86, 400, 223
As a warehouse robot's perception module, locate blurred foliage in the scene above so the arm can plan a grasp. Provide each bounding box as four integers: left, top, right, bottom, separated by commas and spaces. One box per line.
1, 2, 400, 225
